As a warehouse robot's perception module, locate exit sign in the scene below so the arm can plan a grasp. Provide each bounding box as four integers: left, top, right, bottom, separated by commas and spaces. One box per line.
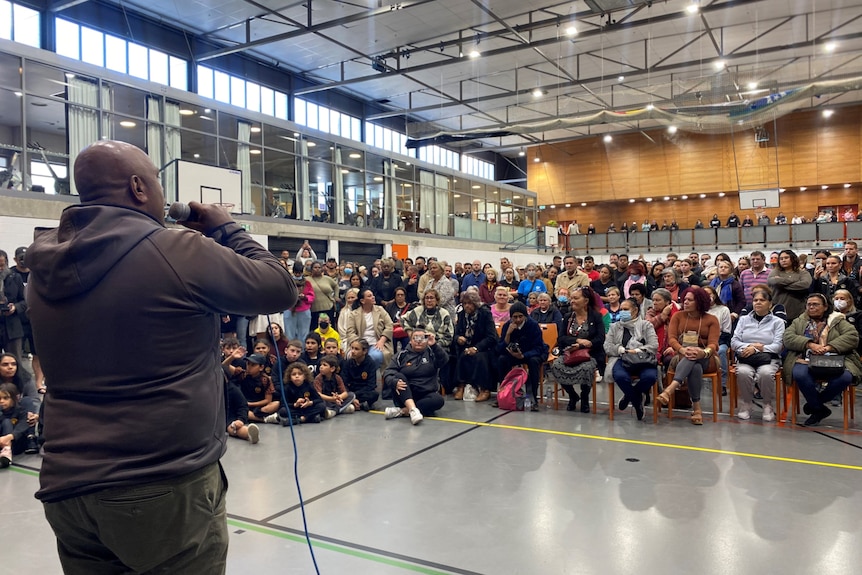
834, 241, 845, 248
240, 223, 251, 231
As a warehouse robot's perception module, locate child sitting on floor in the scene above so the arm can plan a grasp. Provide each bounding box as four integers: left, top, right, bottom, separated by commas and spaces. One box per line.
314, 355, 356, 418
323, 337, 341, 358
0, 383, 39, 466
282, 362, 326, 424
226, 379, 260, 444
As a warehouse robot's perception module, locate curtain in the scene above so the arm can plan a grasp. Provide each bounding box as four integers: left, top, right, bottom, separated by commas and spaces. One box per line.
418, 170, 435, 233
145, 96, 162, 178
237, 121, 251, 213
435, 173, 450, 235
164, 102, 181, 204
384, 160, 398, 230
296, 140, 309, 220
67, 77, 100, 196
332, 147, 344, 224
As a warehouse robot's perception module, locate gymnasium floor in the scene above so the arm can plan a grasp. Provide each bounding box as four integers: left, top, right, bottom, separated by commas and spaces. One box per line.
6, 383, 862, 575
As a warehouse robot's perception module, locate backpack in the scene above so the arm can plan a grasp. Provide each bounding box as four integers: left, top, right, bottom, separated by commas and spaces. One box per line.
497, 366, 528, 411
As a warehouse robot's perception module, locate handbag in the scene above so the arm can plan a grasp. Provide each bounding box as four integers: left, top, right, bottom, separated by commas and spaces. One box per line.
563, 346, 591, 367
737, 351, 775, 369
808, 353, 846, 380
620, 349, 656, 370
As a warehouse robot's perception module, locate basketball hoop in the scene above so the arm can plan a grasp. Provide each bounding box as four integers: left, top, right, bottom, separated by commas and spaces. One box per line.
211, 203, 235, 212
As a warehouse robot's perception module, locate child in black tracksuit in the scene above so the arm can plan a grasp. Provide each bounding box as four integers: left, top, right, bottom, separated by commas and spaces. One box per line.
0, 383, 38, 467
340, 340, 380, 411
282, 362, 326, 424
313, 355, 356, 418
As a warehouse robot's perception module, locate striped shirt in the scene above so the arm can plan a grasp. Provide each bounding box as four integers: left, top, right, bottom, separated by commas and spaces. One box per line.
739, 267, 771, 306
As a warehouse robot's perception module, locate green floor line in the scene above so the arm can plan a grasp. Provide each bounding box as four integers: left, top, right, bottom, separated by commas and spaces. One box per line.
227, 518, 457, 575
9, 465, 39, 478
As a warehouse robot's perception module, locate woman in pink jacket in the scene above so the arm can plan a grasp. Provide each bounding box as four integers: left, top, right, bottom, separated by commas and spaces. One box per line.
284, 260, 315, 340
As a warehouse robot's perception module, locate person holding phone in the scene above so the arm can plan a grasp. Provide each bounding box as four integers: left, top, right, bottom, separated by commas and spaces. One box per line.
383, 326, 448, 424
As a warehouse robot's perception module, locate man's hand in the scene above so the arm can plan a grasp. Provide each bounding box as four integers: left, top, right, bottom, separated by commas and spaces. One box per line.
178, 202, 233, 235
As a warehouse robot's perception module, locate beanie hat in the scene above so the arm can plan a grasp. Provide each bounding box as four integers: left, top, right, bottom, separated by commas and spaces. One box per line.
510, 301, 529, 317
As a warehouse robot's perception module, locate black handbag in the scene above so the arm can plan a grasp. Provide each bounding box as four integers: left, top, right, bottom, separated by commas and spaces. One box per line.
620, 349, 656, 370
808, 353, 846, 380
737, 351, 776, 369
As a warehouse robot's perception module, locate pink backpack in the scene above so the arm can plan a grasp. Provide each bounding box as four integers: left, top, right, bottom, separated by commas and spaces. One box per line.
497, 366, 528, 411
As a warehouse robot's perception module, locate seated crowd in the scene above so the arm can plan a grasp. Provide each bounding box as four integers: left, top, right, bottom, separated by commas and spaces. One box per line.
4, 241, 862, 461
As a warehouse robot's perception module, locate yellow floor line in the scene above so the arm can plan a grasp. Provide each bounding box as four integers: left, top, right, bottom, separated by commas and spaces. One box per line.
423, 414, 862, 472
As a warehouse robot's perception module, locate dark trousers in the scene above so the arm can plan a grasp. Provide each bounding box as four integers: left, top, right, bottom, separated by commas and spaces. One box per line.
351, 387, 380, 408
613, 362, 657, 405
457, 350, 493, 391
279, 400, 326, 421
792, 364, 852, 410
393, 384, 444, 415
43, 461, 228, 575
499, 354, 541, 400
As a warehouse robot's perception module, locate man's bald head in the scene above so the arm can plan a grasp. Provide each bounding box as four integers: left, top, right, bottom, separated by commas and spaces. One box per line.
75, 140, 165, 223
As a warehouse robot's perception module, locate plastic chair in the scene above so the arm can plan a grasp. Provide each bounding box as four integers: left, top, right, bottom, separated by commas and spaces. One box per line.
660, 367, 722, 421
788, 379, 856, 429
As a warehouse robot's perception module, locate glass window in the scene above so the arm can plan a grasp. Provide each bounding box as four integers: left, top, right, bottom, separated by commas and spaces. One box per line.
306, 102, 318, 130
318, 104, 329, 133
230, 76, 245, 108
0, 1, 11, 41
294, 96, 306, 125
352, 117, 361, 142
149, 49, 168, 85
13, 3, 38, 47
105, 35, 127, 73
246, 82, 260, 112
80, 27, 105, 67
127, 42, 148, 79
275, 91, 288, 120
197, 65, 213, 99
169, 56, 187, 90
261, 86, 274, 116
213, 70, 230, 103
30, 160, 68, 196
55, 18, 79, 59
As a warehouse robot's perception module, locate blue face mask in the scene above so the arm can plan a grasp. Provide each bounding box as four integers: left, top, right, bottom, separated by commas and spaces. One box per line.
344, 268, 353, 275
618, 310, 632, 322
557, 295, 568, 303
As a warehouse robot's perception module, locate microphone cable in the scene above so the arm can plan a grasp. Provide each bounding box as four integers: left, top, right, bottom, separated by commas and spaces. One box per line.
267, 323, 321, 575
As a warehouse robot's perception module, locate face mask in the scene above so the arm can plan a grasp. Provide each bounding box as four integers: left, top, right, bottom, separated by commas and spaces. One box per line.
618, 310, 633, 322
527, 271, 536, 279
344, 268, 353, 275
834, 299, 848, 311
319, 322, 330, 330
557, 295, 568, 303
630, 274, 641, 280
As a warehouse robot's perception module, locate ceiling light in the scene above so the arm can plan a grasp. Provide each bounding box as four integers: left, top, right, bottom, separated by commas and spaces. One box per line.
513, 195, 521, 199
800, 187, 807, 191
307, 141, 316, 147
203, 108, 211, 114
518, 150, 525, 157
629, 199, 635, 203
179, 109, 195, 116
65, 73, 76, 79
532, 88, 543, 98
250, 126, 261, 133
718, 192, 726, 197
493, 190, 498, 194
646, 198, 653, 202
668, 125, 677, 134
747, 81, 758, 90
349, 153, 361, 159
779, 188, 785, 193
581, 202, 587, 207
472, 185, 481, 189
822, 185, 829, 190
714, 59, 726, 70
453, 193, 461, 198
249, 149, 261, 155
618, 75, 625, 82
373, 176, 383, 182
473, 199, 482, 203
549, 204, 556, 208
119, 120, 136, 128
646, 103, 654, 110
341, 169, 349, 174
565, 203, 571, 207
699, 193, 706, 198
13, 91, 22, 97
845, 183, 852, 188
685, 2, 699, 15
193, 153, 200, 159
603, 134, 612, 143
403, 183, 412, 188
824, 42, 837, 53
823, 109, 834, 118
681, 195, 688, 199
664, 196, 670, 201
405, 162, 411, 165
565, 25, 578, 37
533, 157, 541, 163
469, 50, 480, 58
293, 132, 299, 137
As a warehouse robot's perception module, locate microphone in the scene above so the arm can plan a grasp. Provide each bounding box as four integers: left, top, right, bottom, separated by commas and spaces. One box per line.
168, 202, 194, 222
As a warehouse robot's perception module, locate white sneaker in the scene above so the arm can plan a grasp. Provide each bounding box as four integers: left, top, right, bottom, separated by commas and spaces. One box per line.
737, 410, 750, 420
325, 409, 336, 419
409, 407, 423, 425
263, 413, 281, 424
343, 404, 355, 414
246, 423, 260, 444
385, 407, 404, 419
0, 445, 11, 468
762, 404, 776, 422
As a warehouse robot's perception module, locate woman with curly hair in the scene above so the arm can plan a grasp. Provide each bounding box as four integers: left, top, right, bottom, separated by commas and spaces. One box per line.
657, 286, 720, 425
767, 249, 812, 322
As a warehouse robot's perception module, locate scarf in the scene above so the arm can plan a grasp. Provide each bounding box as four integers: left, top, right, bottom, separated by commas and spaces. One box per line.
711, 276, 734, 305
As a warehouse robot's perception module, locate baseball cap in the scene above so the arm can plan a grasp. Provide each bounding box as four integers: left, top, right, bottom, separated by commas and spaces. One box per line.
246, 353, 266, 365
14, 247, 26, 259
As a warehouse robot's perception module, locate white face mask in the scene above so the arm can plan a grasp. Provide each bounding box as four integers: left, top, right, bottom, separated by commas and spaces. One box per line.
834, 299, 848, 311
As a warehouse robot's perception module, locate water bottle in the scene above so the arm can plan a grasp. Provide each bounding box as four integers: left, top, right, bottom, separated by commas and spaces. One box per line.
544, 386, 553, 408
524, 394, 533, 412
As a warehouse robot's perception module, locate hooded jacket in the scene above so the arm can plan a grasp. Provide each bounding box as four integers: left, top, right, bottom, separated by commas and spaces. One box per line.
27, 204, 296, 502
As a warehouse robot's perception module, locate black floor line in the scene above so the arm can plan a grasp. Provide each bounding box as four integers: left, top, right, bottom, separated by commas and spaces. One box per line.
260, 411, 511, 523
811, 428, 862, 450
226, 513, 486, 575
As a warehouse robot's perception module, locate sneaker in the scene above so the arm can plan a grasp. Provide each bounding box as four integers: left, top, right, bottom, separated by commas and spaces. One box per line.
343, 404, 356, 414
0, 445, 11, 468
325, 409, 336, 419
762, 404, 776, 422
310, 414, 322, 423
409, 407, 423, 425
24, 434, 39, 454
385, 407, 405, 419
246, 423, 260, 444
737, 410, 751, 420
359, 401, 371, 412
263, 413, 282, 425
831, 396, 843, 407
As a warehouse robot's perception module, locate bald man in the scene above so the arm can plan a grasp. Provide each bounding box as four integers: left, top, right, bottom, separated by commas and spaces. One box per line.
26, 141, 297, 574
460, 258, 486, 292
